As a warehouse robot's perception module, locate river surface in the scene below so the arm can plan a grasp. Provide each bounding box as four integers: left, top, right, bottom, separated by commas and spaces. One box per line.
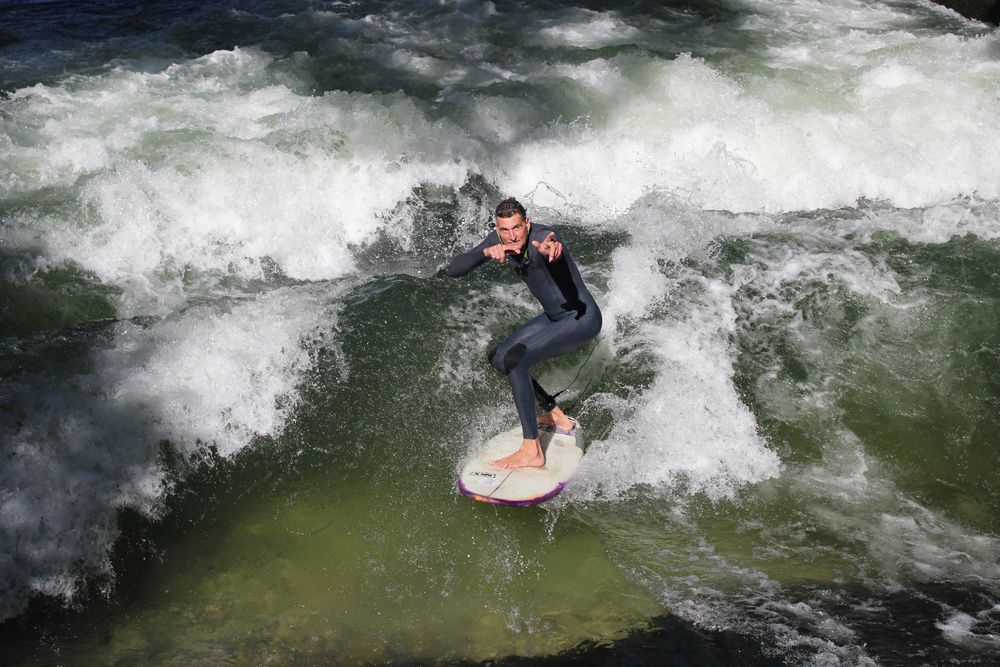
2, 1, 1000, 664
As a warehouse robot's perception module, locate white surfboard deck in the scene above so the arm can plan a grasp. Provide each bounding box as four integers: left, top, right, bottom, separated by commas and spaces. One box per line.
457, 423, 585, 506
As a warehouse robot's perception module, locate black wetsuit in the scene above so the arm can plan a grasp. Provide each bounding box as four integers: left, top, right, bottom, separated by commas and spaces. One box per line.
447, 224, 602, 439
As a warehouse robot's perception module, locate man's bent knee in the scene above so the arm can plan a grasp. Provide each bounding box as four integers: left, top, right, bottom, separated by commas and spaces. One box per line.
502, 343, 528, 374
489, 343, 528, 375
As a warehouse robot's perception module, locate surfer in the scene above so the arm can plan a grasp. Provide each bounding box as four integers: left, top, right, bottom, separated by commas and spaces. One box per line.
447, 198, 602, 469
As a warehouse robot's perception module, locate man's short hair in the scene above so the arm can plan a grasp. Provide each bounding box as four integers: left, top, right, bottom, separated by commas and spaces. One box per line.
495, 197, 527, 220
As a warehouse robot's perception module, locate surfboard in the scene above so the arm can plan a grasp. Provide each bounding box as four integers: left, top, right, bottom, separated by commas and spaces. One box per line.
457, 422, 585, 506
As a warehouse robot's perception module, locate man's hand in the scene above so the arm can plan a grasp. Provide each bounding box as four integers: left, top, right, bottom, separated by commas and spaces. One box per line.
532, 232, 563, 262
483, 242, 521, 262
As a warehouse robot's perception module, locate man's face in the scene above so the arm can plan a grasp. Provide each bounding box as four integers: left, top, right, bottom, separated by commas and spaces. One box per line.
496, 214, 529, 251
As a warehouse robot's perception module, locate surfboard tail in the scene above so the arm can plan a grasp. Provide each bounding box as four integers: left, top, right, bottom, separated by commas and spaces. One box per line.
456, 478, 566, 506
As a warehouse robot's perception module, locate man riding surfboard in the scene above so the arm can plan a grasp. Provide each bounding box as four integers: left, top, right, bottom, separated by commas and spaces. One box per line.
447, 198, 602, 469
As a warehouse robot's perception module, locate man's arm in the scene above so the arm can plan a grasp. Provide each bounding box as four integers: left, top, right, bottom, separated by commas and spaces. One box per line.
531, 231, 563, 262
447, 232, 499, 277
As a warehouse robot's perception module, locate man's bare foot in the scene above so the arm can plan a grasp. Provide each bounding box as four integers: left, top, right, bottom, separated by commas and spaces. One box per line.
492, 439, 545, 469
538, 407, 575, 433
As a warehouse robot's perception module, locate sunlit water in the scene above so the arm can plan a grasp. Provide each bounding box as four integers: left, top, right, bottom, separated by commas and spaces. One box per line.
2, 1, 999, 664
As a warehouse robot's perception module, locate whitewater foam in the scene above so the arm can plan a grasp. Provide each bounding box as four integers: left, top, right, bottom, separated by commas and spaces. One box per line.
490, 0, 999, 215
2, 47, 476, 314
573, 273, 781, 502
0, 283, 345, 622
727, 214, 1000, 585
535, 9, 641, 49
3, 9, 998, 320
938, 604, 1000, 649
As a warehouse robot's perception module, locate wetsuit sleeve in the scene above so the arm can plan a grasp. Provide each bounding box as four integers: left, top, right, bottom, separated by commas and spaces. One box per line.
446, 232, 500, 277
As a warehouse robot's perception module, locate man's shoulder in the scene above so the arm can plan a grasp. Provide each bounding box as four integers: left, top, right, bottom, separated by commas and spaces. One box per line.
530, 223, 557, 239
